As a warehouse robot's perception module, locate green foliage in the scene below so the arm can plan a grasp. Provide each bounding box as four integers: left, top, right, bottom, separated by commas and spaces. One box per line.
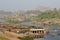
21, 8, 60, 22
19, 36, 33, 40
5, 19, 22, 24
33, 8, 60, 21
4, 8, 60, 23
4, 16, 23, 24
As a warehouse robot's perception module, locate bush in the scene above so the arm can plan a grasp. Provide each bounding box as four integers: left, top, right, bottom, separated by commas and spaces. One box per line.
18, 36, 33, 40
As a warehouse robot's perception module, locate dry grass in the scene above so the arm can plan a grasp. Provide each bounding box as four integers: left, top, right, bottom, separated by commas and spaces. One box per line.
0, 37, 8, 40
0, 32, 9, 40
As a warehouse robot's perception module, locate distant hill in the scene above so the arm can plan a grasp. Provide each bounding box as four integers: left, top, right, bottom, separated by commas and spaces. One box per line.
33, 6, 52, 12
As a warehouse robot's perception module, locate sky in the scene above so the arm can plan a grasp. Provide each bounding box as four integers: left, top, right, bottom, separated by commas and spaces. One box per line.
0, 0, 60, 11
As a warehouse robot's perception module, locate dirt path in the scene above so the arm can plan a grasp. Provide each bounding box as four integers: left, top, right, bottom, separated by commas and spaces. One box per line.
5, 31, 19, 40
3, 31, 24, 40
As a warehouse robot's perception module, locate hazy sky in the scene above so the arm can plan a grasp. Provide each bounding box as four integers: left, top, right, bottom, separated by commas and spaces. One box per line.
0, 0, 60, 11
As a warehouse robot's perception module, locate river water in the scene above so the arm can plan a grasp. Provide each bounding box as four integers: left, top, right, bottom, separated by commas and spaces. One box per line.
21, 22, 60, 40
44, 35, 60, 40
34, 35, 60, 40
34, 25, 60, 40
34, 30, 60, 40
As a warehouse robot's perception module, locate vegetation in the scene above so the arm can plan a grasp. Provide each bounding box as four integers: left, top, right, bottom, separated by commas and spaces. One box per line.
21, 8, 60, 22
18, 36, 33, 40
3, 8, 60, 24
5, 17, 23, 24
0, 37, 8, 40
31, 8, 60, 20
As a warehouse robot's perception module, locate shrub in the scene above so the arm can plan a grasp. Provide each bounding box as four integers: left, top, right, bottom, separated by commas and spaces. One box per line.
18, 36, 33, 40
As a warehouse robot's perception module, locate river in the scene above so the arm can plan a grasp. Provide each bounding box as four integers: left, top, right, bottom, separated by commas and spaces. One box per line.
34, 30, 60, 40
34, 25, 60, 40
21, 22, 60, 40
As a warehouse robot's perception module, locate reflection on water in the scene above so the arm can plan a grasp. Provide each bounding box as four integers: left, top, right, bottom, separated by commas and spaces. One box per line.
34, 31, 60, 40
44, 30, 60, 40
34, 38, 44, 40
